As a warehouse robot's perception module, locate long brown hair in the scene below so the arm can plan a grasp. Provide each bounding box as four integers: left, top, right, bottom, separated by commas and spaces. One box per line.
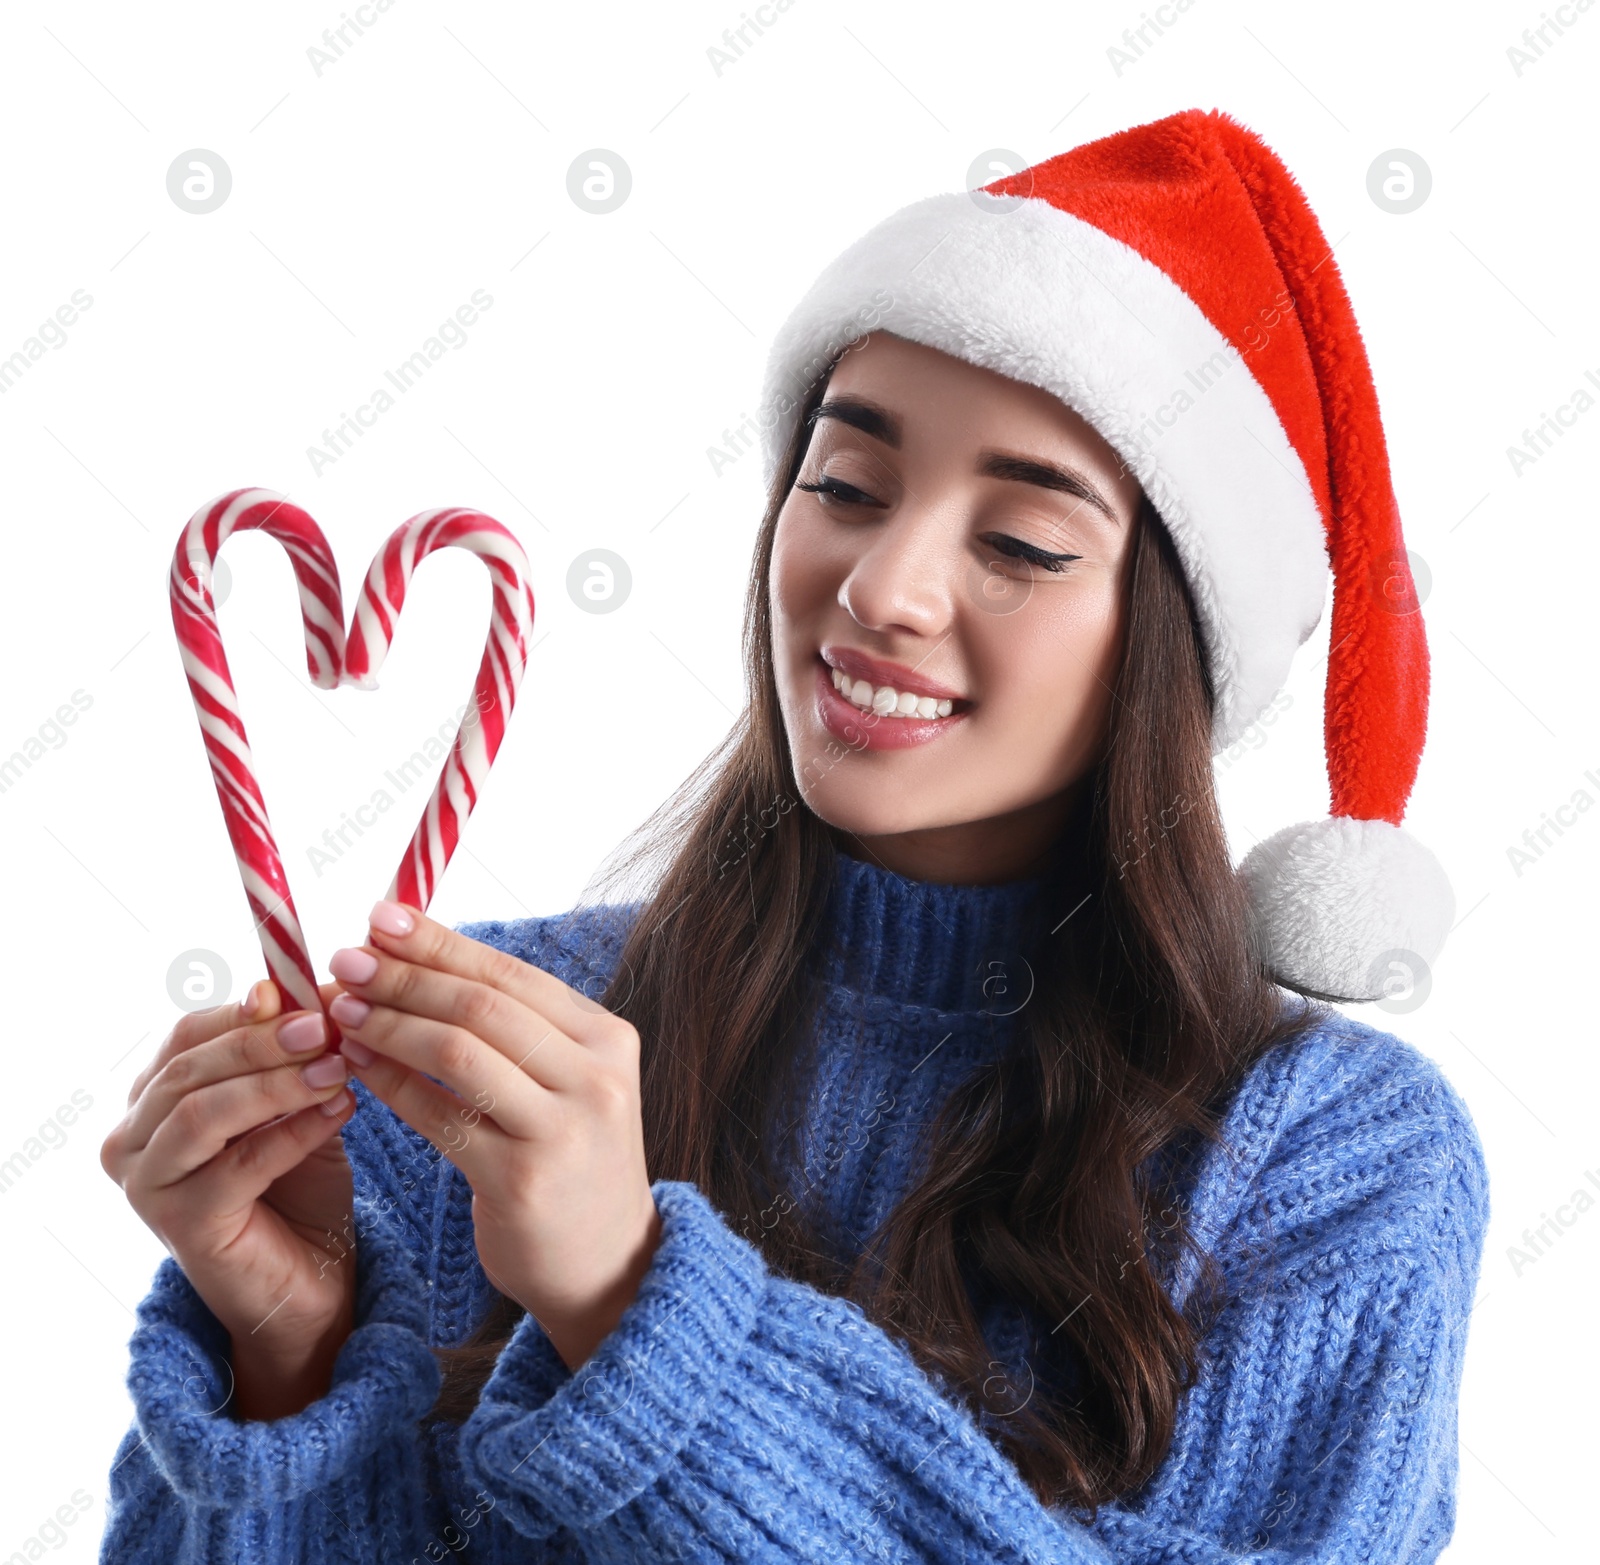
429, 363, 1324, 1514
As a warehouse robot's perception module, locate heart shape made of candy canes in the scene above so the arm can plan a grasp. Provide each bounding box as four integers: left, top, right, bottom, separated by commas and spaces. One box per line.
169, 487, 536, 1017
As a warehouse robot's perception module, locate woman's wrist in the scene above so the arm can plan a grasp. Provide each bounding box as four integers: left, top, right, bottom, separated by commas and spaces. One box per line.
228, 1303, 355, 1421
541, 1201, 664, 1371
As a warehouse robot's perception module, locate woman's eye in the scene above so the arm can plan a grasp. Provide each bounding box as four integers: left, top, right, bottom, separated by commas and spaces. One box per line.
797, 475, 1080, 577
985, 534, 1083, 575
794, 475, 883, 508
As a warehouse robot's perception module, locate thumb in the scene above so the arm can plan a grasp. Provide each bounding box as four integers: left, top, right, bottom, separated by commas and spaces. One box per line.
309, 979, 349, 1048
240, 976, 285, 1025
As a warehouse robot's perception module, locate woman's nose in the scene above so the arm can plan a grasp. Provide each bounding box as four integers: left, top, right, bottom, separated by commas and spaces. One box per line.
836, 506, 962, 635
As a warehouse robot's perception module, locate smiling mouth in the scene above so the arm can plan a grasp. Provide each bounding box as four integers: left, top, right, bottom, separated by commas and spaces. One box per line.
815, 652, 975, 721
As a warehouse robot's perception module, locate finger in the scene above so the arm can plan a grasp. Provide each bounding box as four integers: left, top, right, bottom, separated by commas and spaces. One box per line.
136, 1057, 352, 1189
195, 1089, 357, 1216
120, 1002, 341, 1155
329, 939, 589, 1098
362, 900, 616, 1044
128, 977, 286, 1107
333, 993, 547, 1139
341, 1050, 505, 1183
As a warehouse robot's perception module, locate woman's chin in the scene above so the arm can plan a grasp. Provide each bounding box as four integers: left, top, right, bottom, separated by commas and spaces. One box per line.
802, 790, 951, 846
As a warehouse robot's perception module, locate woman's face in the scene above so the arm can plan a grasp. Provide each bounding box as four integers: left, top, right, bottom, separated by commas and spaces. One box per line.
769, 331, 1145, 884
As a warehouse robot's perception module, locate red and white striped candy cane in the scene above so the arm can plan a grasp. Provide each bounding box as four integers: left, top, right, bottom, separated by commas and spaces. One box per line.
341, 506, 536, 911
169, 487, 536, 1018
170, 490, 344, 1016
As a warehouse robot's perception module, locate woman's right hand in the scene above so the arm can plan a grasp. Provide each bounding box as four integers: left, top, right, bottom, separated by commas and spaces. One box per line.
101, 976, 361, 1420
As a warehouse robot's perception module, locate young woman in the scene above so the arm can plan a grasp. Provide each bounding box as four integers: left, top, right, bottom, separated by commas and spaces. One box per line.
99, 109, 1486, 1562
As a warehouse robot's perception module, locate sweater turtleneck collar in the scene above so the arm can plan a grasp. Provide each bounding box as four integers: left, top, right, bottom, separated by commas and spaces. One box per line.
817, 840, 1061, 1015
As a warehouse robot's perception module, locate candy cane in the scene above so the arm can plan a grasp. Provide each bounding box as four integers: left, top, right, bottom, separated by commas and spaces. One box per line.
169, 487, 536, 1018
342, 507, 536, 910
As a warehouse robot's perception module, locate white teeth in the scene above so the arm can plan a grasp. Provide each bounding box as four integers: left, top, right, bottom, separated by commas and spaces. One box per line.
831, 664, 955, 719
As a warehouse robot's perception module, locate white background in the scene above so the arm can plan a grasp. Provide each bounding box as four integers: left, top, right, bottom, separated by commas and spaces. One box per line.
0, 0, 1593, 1558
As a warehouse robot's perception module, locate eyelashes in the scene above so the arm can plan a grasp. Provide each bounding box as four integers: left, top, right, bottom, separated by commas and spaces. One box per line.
795, 475, 880, 506
794, 475, 1084, 575
987, 537, 1083, 575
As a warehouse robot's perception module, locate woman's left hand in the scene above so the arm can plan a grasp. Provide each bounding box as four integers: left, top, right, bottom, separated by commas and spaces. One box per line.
326, 900, 662, 1372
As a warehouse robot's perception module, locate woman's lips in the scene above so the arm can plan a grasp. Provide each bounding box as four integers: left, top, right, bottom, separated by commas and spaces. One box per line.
813, 654, 972, 752
820, 643, 969, 705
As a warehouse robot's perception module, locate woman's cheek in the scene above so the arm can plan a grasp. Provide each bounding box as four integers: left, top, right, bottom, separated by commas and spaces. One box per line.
767, 507, 818, 638
1013, 581, 1125, 766
1061, 563, 1133, 684
773, 501, 847, 605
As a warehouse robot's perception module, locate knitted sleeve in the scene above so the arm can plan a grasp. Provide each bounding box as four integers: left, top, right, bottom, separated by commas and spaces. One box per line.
95, 1051, 486, 1564
98, 1181, 447, 1558
454, 1024, 1489, 1564
95, 907, 627, 1565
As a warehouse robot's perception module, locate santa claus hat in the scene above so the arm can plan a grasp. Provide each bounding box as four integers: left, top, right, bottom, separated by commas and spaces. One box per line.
756, 107, 1453, 1004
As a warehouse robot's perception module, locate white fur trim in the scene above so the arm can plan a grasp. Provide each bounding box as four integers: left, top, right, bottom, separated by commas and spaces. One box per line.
1237, 817, 1455, 1002
757, 191, 1329, 750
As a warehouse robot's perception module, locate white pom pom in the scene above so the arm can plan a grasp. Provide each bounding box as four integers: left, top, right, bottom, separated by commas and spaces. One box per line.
1237, 817, 1455, 1002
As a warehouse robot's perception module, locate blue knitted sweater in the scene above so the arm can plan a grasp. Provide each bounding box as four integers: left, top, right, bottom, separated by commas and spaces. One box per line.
102, 847, 1489, 1563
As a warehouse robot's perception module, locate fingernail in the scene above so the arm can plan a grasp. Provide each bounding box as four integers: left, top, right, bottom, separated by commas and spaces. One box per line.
330, 947, 379, 984
279, 1012, 327, 1053
319, 1087, 350, 1117
329, 993, 370, 1028
341, 1037, 377, 1068
242, 982, 263, 1018
369, 900, 414, 936
301, 1054, 347, 1089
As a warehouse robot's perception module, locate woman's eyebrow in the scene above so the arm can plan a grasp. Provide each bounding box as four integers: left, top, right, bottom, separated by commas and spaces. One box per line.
977, 451, 1117, 522
806, 401, 1118, 523
808, 397, 901, 446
